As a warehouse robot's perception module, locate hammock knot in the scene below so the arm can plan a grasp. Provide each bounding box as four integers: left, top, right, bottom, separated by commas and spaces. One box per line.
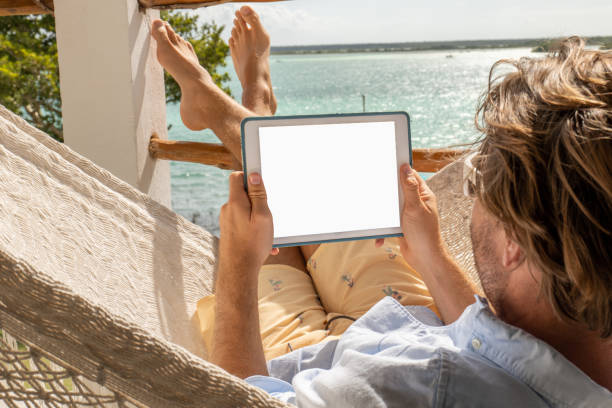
29, 347, 40, 359
96, 364, 107, 386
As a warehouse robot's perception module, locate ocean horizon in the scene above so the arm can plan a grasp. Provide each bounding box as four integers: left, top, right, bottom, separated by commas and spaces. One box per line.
268, 35, 611, 55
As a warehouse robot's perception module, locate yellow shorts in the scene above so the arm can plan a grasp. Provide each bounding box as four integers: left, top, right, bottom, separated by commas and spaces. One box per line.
197, 237, 436, 360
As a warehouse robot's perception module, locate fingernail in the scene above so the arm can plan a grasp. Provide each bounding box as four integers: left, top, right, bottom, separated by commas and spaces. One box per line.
242, 7, 253, 15
249, 173, 261, 185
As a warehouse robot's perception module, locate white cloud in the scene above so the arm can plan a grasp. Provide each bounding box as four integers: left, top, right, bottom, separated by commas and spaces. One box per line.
194, 3, 330, 45
194, 4, 238, 34
191, 0, 612, 46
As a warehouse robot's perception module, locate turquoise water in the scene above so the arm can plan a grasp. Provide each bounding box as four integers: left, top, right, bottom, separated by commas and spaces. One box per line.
167, 47, 532, 234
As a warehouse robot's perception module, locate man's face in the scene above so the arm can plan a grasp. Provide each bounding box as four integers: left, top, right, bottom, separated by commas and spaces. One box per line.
470, 199, 510, 317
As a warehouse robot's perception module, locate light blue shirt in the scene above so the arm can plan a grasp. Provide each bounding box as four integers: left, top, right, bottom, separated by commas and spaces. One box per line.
246, 296, 611, 407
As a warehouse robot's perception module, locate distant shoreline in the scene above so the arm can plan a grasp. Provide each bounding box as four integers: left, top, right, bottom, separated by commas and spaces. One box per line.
270, 36, 612, 55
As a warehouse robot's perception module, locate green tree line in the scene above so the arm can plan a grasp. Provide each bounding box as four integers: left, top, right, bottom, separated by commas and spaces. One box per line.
0, 12, 230, 142
532, 36, 612, 52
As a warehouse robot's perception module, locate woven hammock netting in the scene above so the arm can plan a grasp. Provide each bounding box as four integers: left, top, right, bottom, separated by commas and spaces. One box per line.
0, 329, 142, 407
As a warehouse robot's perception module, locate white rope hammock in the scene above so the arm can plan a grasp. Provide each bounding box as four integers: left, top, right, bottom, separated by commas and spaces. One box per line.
0, 103, 476, 407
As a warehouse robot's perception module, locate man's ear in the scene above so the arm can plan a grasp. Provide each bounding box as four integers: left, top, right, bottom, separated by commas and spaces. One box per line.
501, 233, 524, 270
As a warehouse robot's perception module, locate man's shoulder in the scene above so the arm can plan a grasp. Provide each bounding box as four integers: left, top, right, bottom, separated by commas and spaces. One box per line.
434, 347, 548, 407
270, 297, 610, 407
291, 343, 547, 408
329, 297, 552, 406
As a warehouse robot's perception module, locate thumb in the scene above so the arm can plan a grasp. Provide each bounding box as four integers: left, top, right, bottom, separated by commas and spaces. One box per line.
247, 173, 270, 215
400, 164, 423, 214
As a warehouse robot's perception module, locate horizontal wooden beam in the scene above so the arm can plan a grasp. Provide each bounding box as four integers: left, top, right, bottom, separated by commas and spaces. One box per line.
149, 137, 242, 170
139, 0, 284, 10
0, 0, 284, 16
0, 0, 53, 16
412, 148, 465, 173
149, 137, 465, 173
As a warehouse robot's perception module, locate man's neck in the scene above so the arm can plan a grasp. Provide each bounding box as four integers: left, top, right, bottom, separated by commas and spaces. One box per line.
502, 285, 612, 391
529, 317, 611, 391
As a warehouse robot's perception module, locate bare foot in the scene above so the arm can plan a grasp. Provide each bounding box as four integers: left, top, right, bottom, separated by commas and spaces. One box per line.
151, 19, 216, 131
229, 6, 277, 116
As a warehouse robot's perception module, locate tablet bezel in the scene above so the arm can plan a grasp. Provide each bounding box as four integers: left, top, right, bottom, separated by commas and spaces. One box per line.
241, 112, 412, 248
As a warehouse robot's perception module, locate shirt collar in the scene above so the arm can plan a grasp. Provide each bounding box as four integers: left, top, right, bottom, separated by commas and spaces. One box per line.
451, 296, 612, 407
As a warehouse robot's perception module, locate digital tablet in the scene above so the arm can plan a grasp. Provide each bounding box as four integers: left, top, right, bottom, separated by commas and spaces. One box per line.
241, 112, 412, 247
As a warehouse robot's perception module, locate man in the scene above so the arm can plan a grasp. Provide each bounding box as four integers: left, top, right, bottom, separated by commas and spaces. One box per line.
151, 9, 611, 406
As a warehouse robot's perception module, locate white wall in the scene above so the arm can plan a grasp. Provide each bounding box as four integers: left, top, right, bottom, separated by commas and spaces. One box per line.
55, 0, 171, 207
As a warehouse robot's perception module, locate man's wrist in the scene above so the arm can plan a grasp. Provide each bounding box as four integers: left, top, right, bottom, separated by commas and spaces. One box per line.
215, 286, 258, 315
217, 247, 262, 275
215, 258, 260, 296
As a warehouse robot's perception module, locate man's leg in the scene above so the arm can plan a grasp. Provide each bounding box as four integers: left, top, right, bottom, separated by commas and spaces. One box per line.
152, 19, 251, 162
229, 6, 277, 116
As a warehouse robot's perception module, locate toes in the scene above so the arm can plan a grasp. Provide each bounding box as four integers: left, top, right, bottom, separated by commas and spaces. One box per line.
164, 21, 179, 45
233, 18, 242, 35
236, 12, 248, 32
240, 5, 262, 30
240, 5, 256, 18
151, 19, 170, 44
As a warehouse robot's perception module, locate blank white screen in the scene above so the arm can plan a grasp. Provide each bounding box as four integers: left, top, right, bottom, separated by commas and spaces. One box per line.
258, 121, 400, 238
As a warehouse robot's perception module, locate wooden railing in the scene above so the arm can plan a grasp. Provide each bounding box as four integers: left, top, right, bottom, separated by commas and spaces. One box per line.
149, 137, 465, 173
140, 0, 285, 10
0, 0, 53, 15
0, 0, 285, 16
149, 138, 242, 170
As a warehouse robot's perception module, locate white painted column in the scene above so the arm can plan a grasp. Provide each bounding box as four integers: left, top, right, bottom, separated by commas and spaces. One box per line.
54, 0, 171, 207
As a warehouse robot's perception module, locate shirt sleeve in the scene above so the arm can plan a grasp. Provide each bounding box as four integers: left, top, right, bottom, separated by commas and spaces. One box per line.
245, 375, 296, 404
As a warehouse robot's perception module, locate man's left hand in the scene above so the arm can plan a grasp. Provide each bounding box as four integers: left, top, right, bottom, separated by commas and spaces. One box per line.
218, 172, 278, 276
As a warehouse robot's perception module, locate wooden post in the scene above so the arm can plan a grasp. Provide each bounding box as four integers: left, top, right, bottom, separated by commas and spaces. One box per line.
54, 0, 171, 207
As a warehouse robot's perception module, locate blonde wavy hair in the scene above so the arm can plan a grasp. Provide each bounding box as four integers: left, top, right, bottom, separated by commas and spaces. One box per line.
474, 37, 612, 337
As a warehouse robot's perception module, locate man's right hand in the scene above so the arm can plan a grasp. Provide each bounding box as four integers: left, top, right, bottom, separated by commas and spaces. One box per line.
397, 163, 478, 323
398, 163, 447, 270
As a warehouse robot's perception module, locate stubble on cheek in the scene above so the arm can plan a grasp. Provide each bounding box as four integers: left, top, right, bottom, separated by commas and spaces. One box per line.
470, 218, 506, 317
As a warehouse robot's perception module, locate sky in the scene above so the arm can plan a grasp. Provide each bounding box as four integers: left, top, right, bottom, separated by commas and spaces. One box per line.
194, 0, 612, 46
